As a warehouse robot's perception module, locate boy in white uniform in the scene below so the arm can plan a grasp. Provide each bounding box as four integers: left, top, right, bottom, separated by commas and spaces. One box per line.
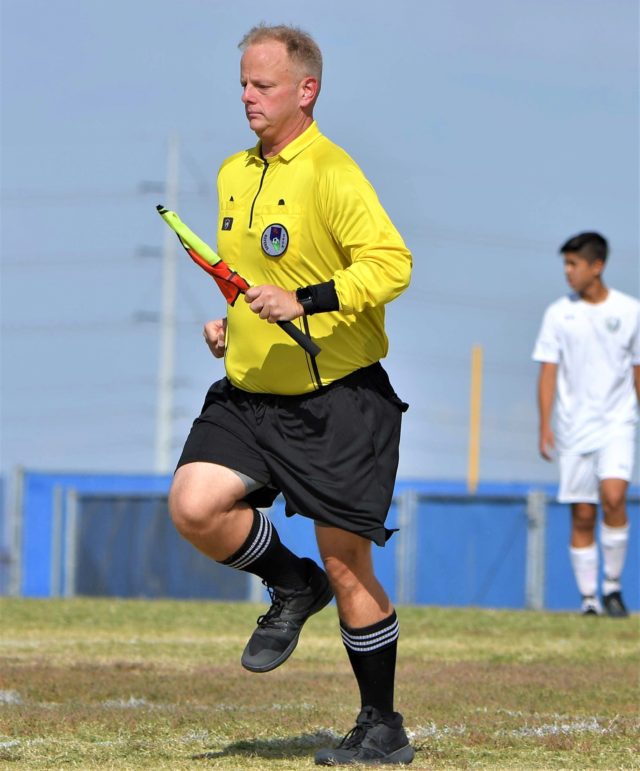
533, 232, 640, 616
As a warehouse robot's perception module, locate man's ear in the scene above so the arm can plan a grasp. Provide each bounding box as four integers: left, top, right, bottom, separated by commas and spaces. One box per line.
299, 76, 319, 107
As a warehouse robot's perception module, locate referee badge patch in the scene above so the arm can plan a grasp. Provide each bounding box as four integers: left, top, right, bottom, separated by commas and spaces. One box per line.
261, 223, 289, 257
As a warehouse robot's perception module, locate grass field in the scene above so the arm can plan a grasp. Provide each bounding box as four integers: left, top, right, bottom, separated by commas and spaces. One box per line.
0, 599, 638, 770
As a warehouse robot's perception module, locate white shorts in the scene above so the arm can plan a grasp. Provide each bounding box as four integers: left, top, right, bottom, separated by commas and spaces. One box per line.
558, 433, 636, 504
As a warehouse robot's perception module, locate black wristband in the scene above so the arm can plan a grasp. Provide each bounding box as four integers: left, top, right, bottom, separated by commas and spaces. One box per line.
311, 280, 340, 312
296, 280, 340, 315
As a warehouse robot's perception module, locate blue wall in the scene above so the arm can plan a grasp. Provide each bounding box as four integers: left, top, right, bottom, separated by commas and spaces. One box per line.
13, 470, 640, 610
268, 479, 639, 611
18, 470, 171, 597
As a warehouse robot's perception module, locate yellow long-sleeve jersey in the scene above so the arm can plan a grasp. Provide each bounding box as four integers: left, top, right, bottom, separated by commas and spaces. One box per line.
216, 121, 412, 394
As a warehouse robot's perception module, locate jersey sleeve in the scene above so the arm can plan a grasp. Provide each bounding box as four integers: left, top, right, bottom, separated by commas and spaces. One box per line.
319, 164, 412, 314
532, 304, 561, 363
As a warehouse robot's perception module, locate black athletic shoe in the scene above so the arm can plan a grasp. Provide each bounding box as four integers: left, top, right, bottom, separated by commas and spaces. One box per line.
603, 591, 629, 618
315, 706, 415, 766
241, 558, 333, 673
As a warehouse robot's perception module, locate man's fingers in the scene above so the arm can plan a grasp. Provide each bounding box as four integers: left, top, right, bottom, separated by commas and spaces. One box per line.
539, 442, 554, 462
244, 285, 296, 322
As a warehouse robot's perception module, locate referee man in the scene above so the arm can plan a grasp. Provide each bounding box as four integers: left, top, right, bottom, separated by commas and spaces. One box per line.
168, 24, 415, 766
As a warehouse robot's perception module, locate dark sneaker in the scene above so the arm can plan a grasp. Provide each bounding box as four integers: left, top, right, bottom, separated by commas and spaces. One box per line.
581, 595, 602, 616
315, 706, 415, 766
603, 591, 629, 618
241, 558, 333, 673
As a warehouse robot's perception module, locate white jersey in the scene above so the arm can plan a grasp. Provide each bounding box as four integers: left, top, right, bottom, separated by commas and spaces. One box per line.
532, 288, 640, 453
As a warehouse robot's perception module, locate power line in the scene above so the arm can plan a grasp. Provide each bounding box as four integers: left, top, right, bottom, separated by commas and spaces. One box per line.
0, 189, 211, 207
0, 318, 203, 334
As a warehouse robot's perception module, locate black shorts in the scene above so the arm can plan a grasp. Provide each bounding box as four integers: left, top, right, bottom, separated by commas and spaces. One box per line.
177, 363, 409, 546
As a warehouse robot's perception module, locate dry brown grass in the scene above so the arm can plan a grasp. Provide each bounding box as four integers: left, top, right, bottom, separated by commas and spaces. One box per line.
0, 599, 638, 769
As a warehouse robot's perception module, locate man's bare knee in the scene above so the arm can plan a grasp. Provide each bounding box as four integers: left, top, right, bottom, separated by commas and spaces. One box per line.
169, 487, 217, 537
168, 462, 246, 538
601, 493, 626, 518
571, 503, 596, 530
315, 524, 396, 620
317, 531, 376, 598
600, 479, 629, 525
322, 554, 362, 595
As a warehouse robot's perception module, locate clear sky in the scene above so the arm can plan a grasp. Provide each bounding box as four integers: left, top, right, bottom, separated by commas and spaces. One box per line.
1, 0, 639, 487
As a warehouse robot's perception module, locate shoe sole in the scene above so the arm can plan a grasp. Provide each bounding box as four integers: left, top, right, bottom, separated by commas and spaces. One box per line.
315, 743, 416, 765
241, 581, 334, 673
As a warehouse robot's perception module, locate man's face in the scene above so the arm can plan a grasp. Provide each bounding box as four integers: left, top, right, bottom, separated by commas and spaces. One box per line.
563, 252, 603, 293
240, 41, 304, 150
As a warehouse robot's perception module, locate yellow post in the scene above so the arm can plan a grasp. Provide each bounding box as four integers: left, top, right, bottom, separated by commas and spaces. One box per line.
467, 344, 483, 494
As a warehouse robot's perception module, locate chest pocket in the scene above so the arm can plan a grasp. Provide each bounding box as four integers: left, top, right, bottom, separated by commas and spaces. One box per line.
217, 199, 246, 265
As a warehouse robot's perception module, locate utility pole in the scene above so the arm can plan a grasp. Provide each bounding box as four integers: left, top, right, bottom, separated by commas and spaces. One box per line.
467, 344, 483, 494
154, 133, 180, 473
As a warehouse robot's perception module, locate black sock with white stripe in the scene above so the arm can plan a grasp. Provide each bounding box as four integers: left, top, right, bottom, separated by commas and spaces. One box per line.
221, 508, 308, 589
340, 610, 399, 717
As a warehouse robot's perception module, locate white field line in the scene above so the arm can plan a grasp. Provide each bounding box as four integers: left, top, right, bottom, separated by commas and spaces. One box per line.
507, 717, 619, 738
0, 694, 317, 713
474, 708, 631, 739
2, 694, 634, 748
0, 717, 631, 756
0, 690, 22, 705
409, 723, 467, 740
0, 740, 21, 749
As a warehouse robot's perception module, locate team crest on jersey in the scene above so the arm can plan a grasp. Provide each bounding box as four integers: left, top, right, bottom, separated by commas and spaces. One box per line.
605, 316, 621, 332
261, 223, 289, 257
222, 217, 233, 231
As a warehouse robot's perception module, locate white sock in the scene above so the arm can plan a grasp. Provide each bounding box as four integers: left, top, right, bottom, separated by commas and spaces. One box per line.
601, 522, 629, 596
569, 543, 598, 598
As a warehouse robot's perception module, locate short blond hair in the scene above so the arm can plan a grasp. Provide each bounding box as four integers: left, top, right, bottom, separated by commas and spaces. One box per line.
239, 24, 323, 84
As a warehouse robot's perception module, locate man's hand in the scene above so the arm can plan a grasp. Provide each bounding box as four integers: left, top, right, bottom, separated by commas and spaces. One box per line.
539, 426, 555, 461
203, 318, 226, 358
244, 285, 303, 322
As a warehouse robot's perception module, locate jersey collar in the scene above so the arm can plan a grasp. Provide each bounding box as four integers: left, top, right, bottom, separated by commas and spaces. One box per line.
246, 121, 322, 165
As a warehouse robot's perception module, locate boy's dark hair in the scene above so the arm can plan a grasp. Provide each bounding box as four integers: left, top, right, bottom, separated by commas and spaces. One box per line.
559, 232, 608, 263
